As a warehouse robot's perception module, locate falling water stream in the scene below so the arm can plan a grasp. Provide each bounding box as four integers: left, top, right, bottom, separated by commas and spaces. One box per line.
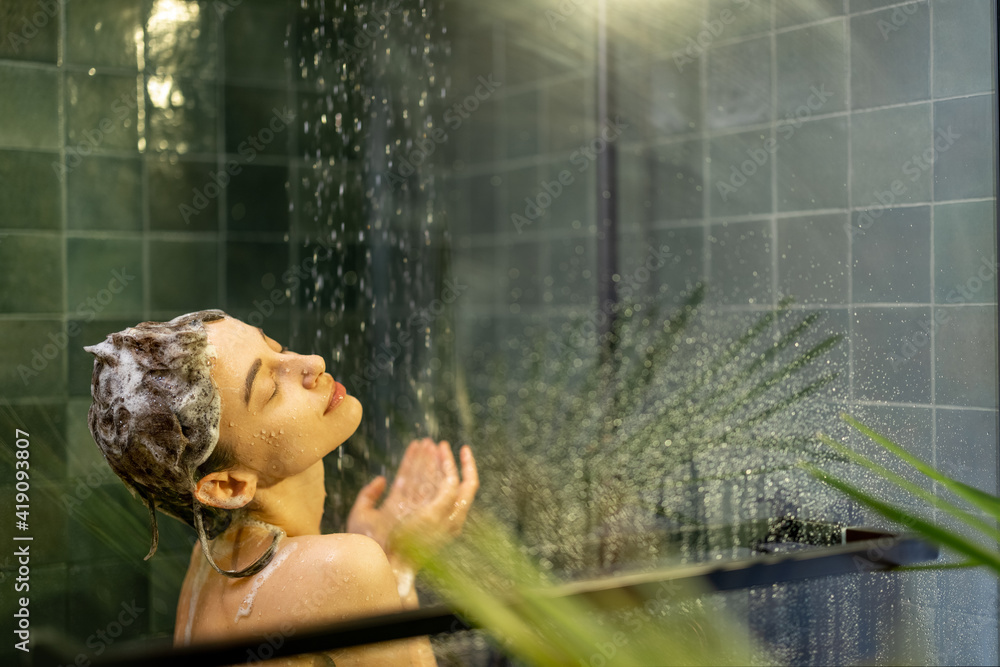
293, 0, 453, 525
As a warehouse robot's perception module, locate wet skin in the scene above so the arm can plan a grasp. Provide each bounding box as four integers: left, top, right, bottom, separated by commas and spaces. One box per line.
173, 316, 478, 666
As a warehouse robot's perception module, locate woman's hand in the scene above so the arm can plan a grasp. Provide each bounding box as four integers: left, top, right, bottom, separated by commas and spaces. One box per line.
346, 438, 478, 567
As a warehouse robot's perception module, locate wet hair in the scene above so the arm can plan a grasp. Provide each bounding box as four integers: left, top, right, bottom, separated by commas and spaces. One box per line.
85, 310, 280, 577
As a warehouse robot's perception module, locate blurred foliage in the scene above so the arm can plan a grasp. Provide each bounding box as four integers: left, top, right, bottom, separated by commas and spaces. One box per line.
808, 413, 1000, 573
454, 285, 848, 576
405, 513, 765, 666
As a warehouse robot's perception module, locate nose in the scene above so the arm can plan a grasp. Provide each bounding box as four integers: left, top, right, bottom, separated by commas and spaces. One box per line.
299, 354, 326, 389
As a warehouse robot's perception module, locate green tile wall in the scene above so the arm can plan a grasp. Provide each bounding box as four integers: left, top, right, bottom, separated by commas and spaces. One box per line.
0, 65, 59, 149
0, 234, 63, 312
66, 238, 144, 316
65, 0, 142, 69
65, 72, 141, 152
851, 4, 930, 109
0, 0, 60, 63
776, 21, 847, 116
66, 156, 143, 231
0, 6, 303, 659
149, 240, 219, 312
0, 150, 62, 229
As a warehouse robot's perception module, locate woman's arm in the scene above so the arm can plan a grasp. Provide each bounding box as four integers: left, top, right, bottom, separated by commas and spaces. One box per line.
294, 534, 430, 666
388, 552, 437, 666
346, 440, 477, 665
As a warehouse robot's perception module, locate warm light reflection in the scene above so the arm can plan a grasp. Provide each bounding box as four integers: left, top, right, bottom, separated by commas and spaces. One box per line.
147, 0, 201, 68
147, 75, 174, 109
143, 0, 205, 153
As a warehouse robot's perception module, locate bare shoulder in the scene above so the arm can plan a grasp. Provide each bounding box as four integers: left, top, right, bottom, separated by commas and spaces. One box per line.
289, 532, 392, 578
275, 533, 402, 624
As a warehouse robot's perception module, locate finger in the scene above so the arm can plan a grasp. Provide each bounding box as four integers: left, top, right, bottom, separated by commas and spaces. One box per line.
447, 447, 477, 523
391, 439, 439, 507
457, 445, 479, 502
430, 439, 450, 476
438, 440, 460, 487
423, 442, 460, 512
401, 439, 437, 502
354, 476, 387, 510
391, 440, 427, 496
394, 440, 423, 479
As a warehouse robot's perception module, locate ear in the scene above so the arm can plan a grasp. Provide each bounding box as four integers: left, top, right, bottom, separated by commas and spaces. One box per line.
194, 469, 258, 510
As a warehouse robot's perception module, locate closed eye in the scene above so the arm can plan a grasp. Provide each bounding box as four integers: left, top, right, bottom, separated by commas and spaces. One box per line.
269, 351, 287, 403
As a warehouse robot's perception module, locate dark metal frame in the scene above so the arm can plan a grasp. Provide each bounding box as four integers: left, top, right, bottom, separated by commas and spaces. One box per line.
36, 524, 937, 667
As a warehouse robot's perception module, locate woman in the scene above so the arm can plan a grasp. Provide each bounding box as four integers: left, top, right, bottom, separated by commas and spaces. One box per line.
85, 309, 478, 666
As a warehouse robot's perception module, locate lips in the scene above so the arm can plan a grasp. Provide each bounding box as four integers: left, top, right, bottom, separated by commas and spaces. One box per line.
324, 378, 346, 415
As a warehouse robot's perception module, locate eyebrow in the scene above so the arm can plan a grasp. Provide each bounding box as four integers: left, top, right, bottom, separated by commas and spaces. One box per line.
244, 358, 262, 406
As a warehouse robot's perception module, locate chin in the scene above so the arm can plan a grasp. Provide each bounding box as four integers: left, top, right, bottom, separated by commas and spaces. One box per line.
329, 395, 363, 447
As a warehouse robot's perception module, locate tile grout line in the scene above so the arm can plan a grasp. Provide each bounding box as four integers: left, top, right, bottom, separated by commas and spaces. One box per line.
770, 0, 779, 315
700, 1, 711, 292
928, 0, 937, 471
59, 0, 69, 406
139, 24, 150, 323
845, 4, 855, 407
218, 7, 228, 311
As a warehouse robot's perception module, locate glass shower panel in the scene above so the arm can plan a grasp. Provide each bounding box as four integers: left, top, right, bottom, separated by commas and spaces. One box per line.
440, 0, 998, 663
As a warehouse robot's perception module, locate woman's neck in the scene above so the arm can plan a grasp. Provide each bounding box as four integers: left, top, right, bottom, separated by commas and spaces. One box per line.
247, 459, 327, 537
204, 460, 327, 572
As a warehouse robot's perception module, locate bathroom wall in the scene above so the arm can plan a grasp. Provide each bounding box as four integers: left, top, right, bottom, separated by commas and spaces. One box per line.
0, 0, 996, 664
0, 1, 451, 663
443, 0, 998, 663
0, 0, 306, 659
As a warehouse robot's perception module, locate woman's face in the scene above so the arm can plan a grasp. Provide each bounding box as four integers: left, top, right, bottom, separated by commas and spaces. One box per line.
205, 316, 362, 481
